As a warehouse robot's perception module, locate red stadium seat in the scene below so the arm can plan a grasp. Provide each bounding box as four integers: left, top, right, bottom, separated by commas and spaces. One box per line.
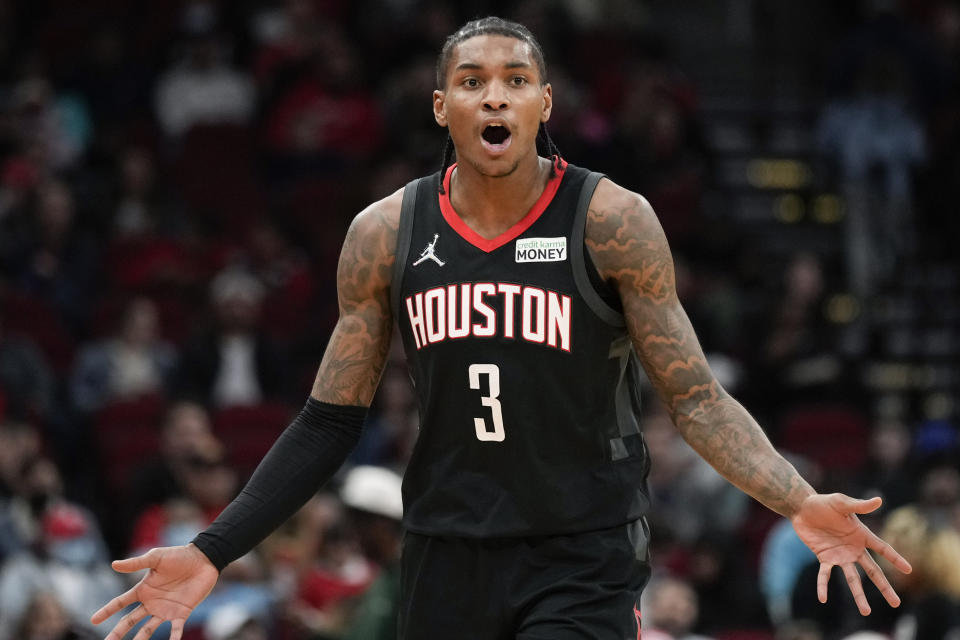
1, 288, 76, 373
211, 402, 296, 475
94, 394, 166, 495
173, 124, 267, 238
778, 405, 869, 474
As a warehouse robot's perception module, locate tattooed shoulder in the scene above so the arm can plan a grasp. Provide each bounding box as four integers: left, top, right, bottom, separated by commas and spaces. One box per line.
311, 188, 403, 406
584, 179, 675, 305
336, 187, 404, 307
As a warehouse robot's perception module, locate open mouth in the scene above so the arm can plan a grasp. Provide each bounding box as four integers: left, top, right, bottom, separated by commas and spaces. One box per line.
481, 124, 512, 152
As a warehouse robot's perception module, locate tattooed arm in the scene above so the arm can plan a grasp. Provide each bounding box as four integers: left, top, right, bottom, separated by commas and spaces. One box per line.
586, 179, 911, 615
90, 192, 403, 640
585, 179, 811, 516
312, 188, 402, 404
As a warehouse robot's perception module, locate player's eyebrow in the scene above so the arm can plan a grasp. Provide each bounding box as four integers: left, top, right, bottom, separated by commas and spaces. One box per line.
454, 60, 533, 72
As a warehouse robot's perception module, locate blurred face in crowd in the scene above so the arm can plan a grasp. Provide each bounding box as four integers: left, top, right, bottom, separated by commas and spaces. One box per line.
870, 420, 911, 467
162, 402, 214, 459
122, 147, 155, 196
36, 180, 74, 244
0, 422, 40, 489
22, 457, 63, 507
785, 253, 823, 302
434, 35, 552, 178
181, 443, 236, 509
121, 297, 160, 346
647, 577, 699, 636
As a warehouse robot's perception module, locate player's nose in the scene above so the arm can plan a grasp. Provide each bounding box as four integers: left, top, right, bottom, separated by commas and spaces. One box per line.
482, 83, 509, 110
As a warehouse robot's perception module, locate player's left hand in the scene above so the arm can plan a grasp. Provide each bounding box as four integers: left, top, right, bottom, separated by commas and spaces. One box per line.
791, 493, 912, 616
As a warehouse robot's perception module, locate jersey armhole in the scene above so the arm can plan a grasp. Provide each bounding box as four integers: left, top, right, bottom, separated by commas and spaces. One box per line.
571, 173, 626, 328
390, 177, 423, 320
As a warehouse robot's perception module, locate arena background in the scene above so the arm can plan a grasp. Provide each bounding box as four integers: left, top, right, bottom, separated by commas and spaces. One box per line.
0, 0, 958, 638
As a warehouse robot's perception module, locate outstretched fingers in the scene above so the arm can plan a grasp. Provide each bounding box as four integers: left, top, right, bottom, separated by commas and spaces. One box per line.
131, 615, 164, 640
860, 550, 901, 609
169, 619, 186, 640
91, 585, 140, 625
103, 605, 148, 640
867, 530, 913, 574
817, 563, 832, 603
841, 563, 871, 615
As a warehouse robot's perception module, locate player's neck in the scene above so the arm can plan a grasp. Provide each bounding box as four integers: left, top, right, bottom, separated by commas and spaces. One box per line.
449, 154, 552, 240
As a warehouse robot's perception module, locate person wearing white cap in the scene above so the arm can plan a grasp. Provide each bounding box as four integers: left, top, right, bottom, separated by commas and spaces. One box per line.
340, 465, 403, 640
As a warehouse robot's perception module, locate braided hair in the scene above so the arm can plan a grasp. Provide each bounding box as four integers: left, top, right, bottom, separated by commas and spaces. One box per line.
435, 17, 562, 194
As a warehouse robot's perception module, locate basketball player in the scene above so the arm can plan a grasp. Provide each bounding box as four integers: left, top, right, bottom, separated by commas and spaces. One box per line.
92, 17, 912, 640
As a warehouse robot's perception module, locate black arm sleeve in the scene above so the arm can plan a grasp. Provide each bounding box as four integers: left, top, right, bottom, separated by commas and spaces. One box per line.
191, 398, 366, 571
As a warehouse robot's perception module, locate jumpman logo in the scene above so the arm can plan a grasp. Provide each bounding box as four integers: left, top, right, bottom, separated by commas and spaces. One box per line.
413, 233, 445, 266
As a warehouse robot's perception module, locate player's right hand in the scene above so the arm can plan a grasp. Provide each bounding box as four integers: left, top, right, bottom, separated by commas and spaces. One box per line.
90, 543, 219, 640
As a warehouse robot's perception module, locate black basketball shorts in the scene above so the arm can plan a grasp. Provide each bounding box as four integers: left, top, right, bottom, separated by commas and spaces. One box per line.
398, 519, 651, 640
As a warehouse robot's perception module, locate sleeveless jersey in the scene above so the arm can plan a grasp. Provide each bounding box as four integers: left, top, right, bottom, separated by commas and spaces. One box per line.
391, 159, 651, 538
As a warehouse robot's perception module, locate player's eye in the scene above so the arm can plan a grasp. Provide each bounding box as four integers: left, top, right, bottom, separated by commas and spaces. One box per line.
510, 76, 528, 87
463, 77, 480, 88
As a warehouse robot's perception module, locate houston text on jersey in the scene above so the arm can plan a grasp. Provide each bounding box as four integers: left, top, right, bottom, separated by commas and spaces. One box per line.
404, 282, 572, 352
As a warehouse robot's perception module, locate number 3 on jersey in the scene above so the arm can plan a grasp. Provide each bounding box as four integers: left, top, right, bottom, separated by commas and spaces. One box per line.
468, 364, 505, 442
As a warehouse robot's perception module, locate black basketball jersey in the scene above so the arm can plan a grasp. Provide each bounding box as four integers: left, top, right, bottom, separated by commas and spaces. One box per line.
390, 159, 651, 538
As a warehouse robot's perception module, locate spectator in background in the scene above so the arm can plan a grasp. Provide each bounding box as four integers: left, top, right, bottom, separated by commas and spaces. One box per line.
154, 27, 255, 138
0, 312, 55, 423
753, 252, 840, 409
877, 505, 960, 639
378, 55, 448, 165
70, 296, 177, 412
854, 420, 916, 513
8, 75, 92, 173
642, 575, 714, 640
915, 456, 960, 527
0, 459, 122, 640
126, 436, 275, 636
243, 219, 317, 345
818, 4, 929, 297
0, 420, 42, 560
643, 408, 749, 546
340, 465, 404, 640
13, 591, 99, 640
282, 494, 376, 639
124, 401, 218, 529
0, 144, 43, 237
13, 180, 100, 334
102, 146, 197, 294
255, 494, 342, 636
262, 24, 384, 173
249, 0, 324, 84
128, 435, 236, 555
175, 268, 288, 407
111, 147, 183, 239
351, 360, 418, 468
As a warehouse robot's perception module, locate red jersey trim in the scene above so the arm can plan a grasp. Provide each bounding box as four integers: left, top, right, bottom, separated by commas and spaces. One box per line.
439, 157, 568, 253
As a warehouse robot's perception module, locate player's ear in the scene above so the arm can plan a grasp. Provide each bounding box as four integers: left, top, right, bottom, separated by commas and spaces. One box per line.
434, 90, 448, 127
540, 83, 552, 123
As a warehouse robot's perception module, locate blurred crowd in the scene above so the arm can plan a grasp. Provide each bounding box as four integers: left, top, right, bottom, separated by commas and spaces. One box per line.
0, 1, 958, 639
